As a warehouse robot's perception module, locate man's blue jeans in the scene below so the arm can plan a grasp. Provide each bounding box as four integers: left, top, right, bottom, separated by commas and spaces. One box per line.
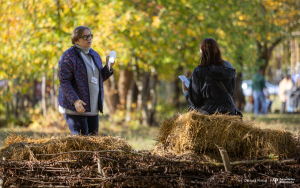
63, 114, 99, 135
253, 90, 267, 116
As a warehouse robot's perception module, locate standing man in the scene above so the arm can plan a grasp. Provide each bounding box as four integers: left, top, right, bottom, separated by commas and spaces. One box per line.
58, 26, 115, 136
252, 68, 268, 116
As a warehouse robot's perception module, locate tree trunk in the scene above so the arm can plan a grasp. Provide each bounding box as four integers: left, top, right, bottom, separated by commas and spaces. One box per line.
5, 102, 9, 126
42, 72, 47, 116
11, 101, 15, 120
125, 76, 135, 122
184, 68, 192, 78
136, 82, 143, 110
173, 66, 183, 108
233, 72, 245, 110
132, 81, 138, 105
290, 39, 297, 75
19, 94, 25, 118
257, 38, 282, 75
32, 79, 37, 108
118, 67, 132, 109
50, 83, 54, 109
14, 92, 19, 119
148, 73, 158, 126
135, 64, 143, 110
54, 70, 58, 110
141, 72, 151, 126
136, 70, 151, 125
131, 57, 139, 109
103, 75, 119, 119
51, 66, 59, 110
5, 84, 10, 127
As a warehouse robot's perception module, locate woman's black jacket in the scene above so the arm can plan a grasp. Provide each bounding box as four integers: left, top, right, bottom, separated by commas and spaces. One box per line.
186, 63, 236, 115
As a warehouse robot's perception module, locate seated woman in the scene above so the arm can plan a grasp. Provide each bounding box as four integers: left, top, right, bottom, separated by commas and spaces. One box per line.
182, 38, 241, 116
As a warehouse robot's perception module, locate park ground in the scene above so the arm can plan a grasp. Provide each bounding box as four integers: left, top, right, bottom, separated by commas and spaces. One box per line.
0, 107, 299, 151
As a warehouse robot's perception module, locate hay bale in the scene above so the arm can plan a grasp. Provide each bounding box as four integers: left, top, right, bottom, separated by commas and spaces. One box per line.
154, 111, 297, 161
0, 134, 131, 161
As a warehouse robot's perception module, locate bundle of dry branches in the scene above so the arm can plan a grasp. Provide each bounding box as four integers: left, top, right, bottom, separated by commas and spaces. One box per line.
0, 134, 299, 187
1, 149, 299, 187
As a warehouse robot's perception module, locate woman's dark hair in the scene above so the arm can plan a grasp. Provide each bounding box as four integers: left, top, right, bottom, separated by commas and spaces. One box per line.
71, 26, 92, 44
198, 38, 224, 66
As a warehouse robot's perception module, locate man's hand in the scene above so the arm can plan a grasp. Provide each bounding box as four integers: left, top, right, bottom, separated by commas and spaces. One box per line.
106, 56, 115, 70
182, 82, 188, 94
74, 100, 86, 113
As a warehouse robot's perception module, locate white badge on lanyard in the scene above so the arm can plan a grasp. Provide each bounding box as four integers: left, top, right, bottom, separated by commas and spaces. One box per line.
91, 76, 98, 84
81, 52, 98, 85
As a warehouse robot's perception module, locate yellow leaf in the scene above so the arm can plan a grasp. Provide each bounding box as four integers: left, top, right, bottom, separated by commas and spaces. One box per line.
152, 16, 160, 28
208, 28, 214, 34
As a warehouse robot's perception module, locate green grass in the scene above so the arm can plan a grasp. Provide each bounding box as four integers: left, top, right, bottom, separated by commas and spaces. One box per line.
0, 117, 160, 151
97, 124, 159, 151
243, 113, 300, 133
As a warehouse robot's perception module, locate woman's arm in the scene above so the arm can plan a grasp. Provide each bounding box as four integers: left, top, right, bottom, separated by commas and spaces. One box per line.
224, 60, 236, 96
59, 53, 80, 105
101, 65, 114, 81
186, 68, 204, 106
231, 76, 236, 96
101, 56, 114, 81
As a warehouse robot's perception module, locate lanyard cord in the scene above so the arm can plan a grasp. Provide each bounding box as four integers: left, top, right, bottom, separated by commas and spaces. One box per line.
80, 51, 95, 76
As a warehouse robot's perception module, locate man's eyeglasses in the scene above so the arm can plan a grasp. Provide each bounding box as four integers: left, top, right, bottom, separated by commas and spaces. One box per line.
79, 34, 93, 40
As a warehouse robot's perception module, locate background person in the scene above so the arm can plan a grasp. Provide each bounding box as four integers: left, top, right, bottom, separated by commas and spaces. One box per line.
278, 75, 294, 113
286, 83, 298, 113
182, 38, 242, 116
58, 26, 114, 135
251, 68, 267, 116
